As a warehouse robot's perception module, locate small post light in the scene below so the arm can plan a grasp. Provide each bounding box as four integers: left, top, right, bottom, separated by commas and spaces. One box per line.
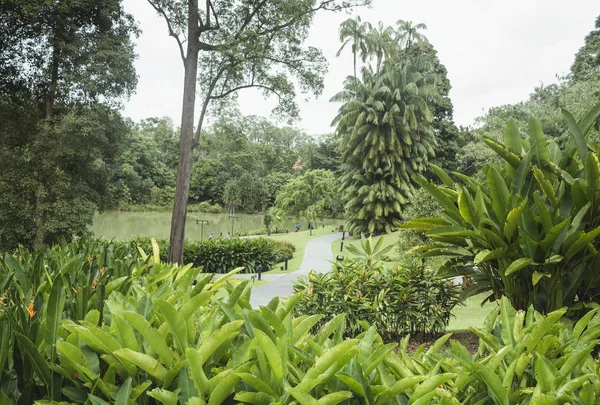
284, 256, 289, 271
340, 241, 344, 252
257, 264, 263, 281
336, 255, 344, 262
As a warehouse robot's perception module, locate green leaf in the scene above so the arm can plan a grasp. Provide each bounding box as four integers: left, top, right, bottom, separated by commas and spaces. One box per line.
121, 311, 173, 367
504, 258, 533, 276
374, 375, 427, 405
46, 275, 67, 360
504, 198, 528, 240
114, 377, 132, 405
563, 108, 588, 159
113, 348, 167, 382
504, 119, 522, 172
487, 166, 510, 222
15, 332, 52, 388
565, 226, 600, 259
148, 388, 179, 405
207, 373, 240, 405
528, 117, 549, 164
430, 163, 454, 186
253, 329, 283, 382
155, 300, 188, 353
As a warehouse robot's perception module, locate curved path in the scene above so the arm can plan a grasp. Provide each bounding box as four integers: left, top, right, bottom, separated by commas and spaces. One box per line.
249, 232, 343, 308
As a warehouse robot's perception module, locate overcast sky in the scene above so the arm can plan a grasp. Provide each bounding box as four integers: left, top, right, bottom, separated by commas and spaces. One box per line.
122, 0, 599, 135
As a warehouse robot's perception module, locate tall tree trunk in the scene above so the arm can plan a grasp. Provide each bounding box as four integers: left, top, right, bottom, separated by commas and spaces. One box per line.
34, 41, 60, 250
168, 1, 201, 264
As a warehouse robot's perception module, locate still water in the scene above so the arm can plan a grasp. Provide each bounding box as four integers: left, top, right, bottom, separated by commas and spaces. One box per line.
91, 211, 340, 240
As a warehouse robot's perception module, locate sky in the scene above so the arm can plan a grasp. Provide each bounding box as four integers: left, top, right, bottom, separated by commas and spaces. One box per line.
122, 0, 599, 135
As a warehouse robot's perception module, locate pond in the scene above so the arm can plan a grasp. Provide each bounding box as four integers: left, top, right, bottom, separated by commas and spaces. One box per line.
90, 211, 340, 240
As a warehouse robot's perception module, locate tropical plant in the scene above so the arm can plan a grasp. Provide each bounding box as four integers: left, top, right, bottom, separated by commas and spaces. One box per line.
336, 16, 372, 77
333, 55, 438, 235
394, 20, 429, 50
294, 258, 459, 340
346, 235, 394, 270
401, 103, 600, 318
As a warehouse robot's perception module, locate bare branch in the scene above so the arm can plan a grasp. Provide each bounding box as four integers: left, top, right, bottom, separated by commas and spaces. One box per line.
147, 0, 186, 63
210, 83, 282, 101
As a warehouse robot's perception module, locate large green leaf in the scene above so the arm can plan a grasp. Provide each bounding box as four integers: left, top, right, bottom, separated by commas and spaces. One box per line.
528, 117, 549, 164
121, 311, 173, 367
563, 108, 588, 160
114, 348, 167, 382
45, 275, 67, 360
504, 258, 533, 276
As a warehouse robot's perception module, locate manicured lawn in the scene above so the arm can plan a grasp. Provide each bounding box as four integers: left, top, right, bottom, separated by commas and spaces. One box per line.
448, 294, 498, 331
267, 225, 343, 274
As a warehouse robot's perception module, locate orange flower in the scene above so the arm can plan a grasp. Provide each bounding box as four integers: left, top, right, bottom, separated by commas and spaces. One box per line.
26, 300, 36, 319
402, 293, 407, 302
72, 287, 78, 294
91, 278, 98, 290
87, 255, 93, 263
100, 267, 105, 276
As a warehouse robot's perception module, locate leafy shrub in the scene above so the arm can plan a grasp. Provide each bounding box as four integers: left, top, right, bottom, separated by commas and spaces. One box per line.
127, 235, 293, 273
403, 103, 600, 318
268, 239, 296, 262
294, 258, 460, 340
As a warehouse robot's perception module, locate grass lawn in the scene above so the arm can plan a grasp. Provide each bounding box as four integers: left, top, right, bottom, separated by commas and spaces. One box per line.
448, 294, 498, 331
266, 225, 343, 274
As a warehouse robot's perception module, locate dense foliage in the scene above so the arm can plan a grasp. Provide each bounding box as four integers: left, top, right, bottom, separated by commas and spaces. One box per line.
403, 103, 600, 318
294, 258, 459, 340
0, 0, 138, 251
2, 239, 600, 404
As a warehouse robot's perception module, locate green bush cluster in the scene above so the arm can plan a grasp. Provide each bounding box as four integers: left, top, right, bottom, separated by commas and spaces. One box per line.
293, 258, 460, 340
127, 236, 293, 273
2, 239, 600, 404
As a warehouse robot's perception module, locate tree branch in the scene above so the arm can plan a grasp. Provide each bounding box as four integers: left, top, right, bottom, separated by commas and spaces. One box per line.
210, 83, 282, 101
147, 0, 186, 63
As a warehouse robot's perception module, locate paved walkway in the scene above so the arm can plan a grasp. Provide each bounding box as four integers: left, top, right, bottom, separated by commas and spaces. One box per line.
249, 233, 343, 308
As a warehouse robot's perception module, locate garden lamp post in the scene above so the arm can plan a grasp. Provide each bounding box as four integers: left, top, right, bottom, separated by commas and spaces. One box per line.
196, 219, 209, 240
228, 208, 239, 236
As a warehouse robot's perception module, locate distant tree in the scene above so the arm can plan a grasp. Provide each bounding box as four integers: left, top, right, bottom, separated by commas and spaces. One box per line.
274, 169, 338, 233
146, 0, 370, 263
223, 173, 270, 213
336, 16, 371, 77
394, 20, 428, 50
571, 15, 600, 82
0, 0, 137, 250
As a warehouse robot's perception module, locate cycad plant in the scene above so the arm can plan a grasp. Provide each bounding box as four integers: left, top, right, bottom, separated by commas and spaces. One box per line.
401, 103, 600, 317
332, 56, 437, 235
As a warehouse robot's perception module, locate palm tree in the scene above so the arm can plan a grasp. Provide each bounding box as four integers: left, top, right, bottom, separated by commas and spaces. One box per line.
336, 16, 371, 77
365, 22, 395, 74
395, 20, 429, 50
331, 57, 438, 235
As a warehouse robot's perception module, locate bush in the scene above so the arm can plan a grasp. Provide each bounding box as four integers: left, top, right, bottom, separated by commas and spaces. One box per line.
127, 235, 293, 273
397, 187, 441, 255
293, 258, 460, 340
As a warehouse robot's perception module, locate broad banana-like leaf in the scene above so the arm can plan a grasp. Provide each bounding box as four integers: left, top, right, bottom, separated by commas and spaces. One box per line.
487, 167, 510, 222
533, 167, 557, 207
504, 258, 533, 276
254, 329, 284, 382
504, 198, 528, 240
504, 119, 522, 173
528, 117, 550, 165
120, 311, 172, 367
45, 274, 66, 360
155, 300, 187, 353
482, 137, 522, 170
208, 373, 240, 405
430, 163, 454, 186
113, 348, 167, 382
565, 226, 600, 259
563, 108, 588, 160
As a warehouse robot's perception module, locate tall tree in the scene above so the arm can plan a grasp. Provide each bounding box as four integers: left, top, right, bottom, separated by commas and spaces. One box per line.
332, 57, 437, 235
147, 0, 370, 263
0, 0, 137, 250
571, 15, 600, 82
365, 21, 396, 74
395, 19, 428, 50
336, 16, 371, 77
